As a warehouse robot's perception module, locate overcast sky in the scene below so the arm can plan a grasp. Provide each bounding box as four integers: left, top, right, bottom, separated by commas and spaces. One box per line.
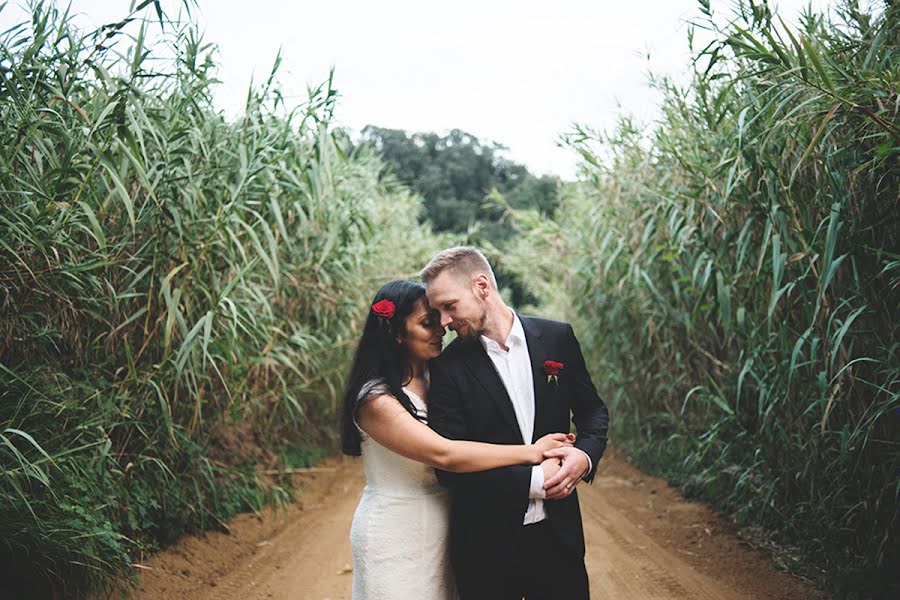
2, 0, 835, 178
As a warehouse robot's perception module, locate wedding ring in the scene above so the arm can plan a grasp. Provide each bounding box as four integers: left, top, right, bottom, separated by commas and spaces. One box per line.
565, 483, 572, 490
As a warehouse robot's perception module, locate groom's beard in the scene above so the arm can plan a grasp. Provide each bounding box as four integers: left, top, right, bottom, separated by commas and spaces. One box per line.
452, 306, 488, 344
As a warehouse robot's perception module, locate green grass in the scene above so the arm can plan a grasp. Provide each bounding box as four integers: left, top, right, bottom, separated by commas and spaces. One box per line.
0, 2, 440, 596
282, 444, 328, 469
505, 1, 899, 598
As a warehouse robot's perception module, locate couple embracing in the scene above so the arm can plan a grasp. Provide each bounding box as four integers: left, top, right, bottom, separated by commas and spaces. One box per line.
340, 246, 609, 599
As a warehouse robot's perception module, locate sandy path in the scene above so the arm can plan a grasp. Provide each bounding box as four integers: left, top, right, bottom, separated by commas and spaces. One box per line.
129, 448, 824, 599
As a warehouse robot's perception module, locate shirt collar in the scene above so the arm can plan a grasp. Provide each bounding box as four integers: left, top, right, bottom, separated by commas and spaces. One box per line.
480, 310, 525, 352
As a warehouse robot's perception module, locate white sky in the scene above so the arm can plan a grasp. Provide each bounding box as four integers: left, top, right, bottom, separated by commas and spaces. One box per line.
2, 0, 836, 178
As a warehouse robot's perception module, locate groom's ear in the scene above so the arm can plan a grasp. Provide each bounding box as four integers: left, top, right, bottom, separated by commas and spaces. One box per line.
473, 273, 491, 299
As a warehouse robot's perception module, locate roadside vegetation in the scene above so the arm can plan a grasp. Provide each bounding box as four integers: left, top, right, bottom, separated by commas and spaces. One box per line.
504, 1, 898, 597
2, 0, 896, 598
0, 2, 440, 596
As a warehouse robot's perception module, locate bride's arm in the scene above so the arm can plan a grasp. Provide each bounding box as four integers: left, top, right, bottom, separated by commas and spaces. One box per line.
356, 394, 571, 472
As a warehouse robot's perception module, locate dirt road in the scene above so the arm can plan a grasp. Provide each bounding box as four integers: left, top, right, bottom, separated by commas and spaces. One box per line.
129, 448, 824, 599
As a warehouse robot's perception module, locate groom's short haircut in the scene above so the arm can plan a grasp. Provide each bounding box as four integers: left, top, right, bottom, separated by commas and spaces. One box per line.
421, 246, 498, 290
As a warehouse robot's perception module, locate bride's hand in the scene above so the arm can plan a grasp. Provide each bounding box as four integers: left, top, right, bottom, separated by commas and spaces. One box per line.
532, 433, 575, 463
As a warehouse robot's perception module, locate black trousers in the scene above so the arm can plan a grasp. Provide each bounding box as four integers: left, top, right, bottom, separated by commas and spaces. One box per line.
454, 519, 590, 600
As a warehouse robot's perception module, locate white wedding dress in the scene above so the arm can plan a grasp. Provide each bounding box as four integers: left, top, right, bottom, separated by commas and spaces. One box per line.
350, 380, 457, 600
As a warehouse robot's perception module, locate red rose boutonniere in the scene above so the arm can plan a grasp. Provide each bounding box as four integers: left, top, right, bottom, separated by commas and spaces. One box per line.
372, 299, 395, 329
543, 360, 564, 384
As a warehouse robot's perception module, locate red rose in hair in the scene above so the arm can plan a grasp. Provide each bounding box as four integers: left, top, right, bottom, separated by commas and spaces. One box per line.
372, 299, 396, 319
543, 360, 564, 383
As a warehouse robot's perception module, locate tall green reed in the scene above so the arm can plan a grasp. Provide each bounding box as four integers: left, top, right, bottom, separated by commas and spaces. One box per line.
506, 1, 898, 597
0, 2, 439, 595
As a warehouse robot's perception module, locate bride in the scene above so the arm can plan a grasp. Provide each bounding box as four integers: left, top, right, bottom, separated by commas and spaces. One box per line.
340, 280, 573, 600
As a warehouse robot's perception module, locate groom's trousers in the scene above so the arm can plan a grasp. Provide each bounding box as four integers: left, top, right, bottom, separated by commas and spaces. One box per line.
521, 519, 590, 599
454, 519, 590, 600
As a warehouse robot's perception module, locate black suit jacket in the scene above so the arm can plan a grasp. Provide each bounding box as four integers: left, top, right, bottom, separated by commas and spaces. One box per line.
427, 314, 609, 565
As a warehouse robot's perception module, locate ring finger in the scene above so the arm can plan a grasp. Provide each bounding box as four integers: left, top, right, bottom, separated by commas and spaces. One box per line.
548, 479, 573, 499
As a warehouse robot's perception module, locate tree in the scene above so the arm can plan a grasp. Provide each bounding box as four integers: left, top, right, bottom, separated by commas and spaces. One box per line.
359, 126, 560, 237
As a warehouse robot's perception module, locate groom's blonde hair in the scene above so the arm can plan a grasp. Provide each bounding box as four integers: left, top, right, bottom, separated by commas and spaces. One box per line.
420, 246, 498, 290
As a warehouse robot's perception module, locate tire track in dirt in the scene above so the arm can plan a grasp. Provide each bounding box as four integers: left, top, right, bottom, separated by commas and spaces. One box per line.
128, 449, 825, 599
581, 484, 740, 600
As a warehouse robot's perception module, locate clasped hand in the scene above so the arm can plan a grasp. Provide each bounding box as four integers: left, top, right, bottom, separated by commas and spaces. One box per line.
531, 433, 588, 499
541, 445, 588, 500
532, 432, 575, 462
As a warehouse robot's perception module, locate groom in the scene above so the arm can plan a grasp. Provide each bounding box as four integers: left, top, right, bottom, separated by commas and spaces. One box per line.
422, 246, 609, 600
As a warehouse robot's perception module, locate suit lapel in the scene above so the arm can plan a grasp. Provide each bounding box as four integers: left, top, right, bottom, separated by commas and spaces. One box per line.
461, 340, 523, 442
519, 315, 549, 443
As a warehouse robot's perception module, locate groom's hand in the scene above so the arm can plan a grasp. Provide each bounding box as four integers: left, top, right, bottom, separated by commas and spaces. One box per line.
540, 456, 562, 483
542, 446, 590, 500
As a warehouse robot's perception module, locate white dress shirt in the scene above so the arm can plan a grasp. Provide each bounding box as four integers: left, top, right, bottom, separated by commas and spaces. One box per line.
480, 311, 591, 525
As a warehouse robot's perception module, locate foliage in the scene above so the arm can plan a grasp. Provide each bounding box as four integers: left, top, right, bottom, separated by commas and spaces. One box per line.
0, 2, 439, 596
358, 126, 560, 305
358, 125, 561, 233
507, 1, 899, 597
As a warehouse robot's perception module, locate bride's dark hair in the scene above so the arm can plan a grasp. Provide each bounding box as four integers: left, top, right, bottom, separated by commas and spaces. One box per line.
340, 279, 429, 456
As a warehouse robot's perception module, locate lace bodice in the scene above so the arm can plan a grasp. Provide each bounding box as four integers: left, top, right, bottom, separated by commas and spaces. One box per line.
355, 382, 443, 495
350, 379, 457, 599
